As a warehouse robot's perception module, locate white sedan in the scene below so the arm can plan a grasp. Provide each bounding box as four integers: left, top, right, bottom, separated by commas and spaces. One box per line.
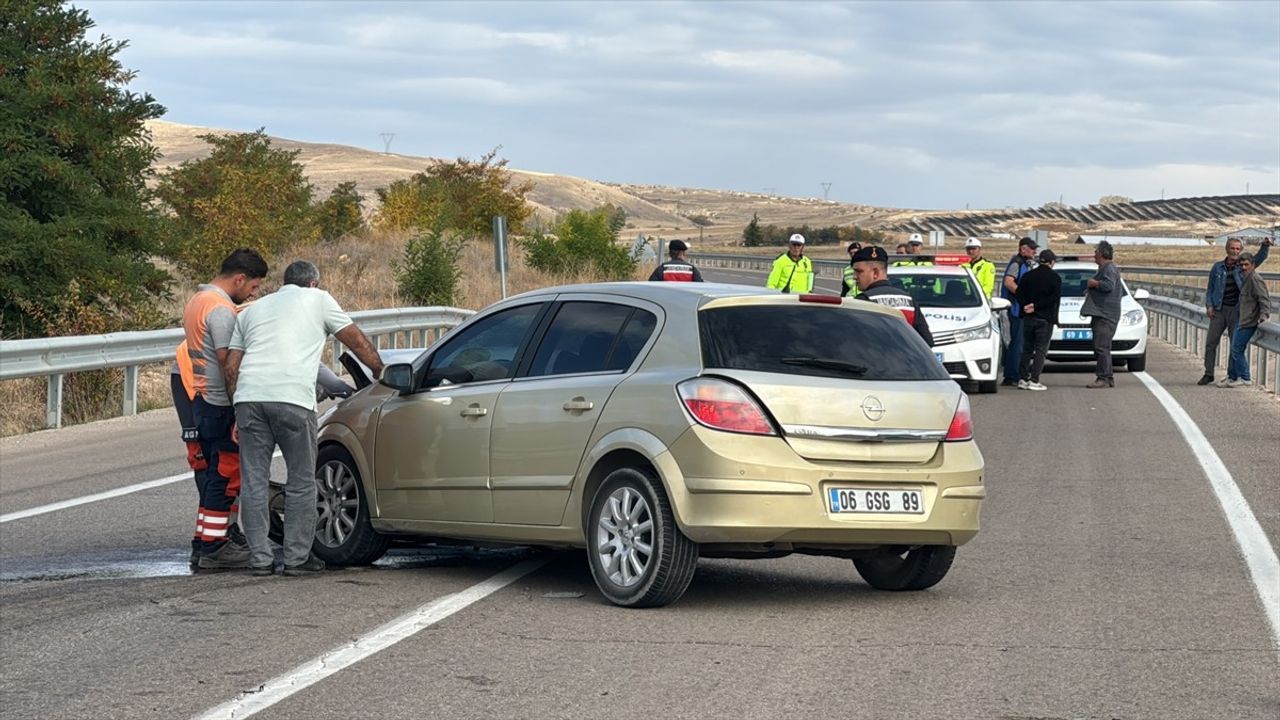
888, 265, 1010, 393
1049, 260, 1149, 371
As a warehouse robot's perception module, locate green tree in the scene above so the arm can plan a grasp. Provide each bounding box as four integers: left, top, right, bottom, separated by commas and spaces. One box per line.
742, 212, 763, 247
0, 0, 170, 338
373, 148, 533, 237
155, 129, 316, 278
316, 181, 365, 241
521, 206, 636, 280
396, 227, 463, 306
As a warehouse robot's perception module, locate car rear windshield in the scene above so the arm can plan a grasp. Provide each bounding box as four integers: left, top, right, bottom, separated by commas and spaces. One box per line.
699, 305, 950, 381
889, 274, 983, 308
1056, 268, 1129, 298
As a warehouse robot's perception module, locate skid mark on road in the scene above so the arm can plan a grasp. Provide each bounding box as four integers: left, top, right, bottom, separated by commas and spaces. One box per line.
1136, 371, 1280, 652
193, 555, 550, 720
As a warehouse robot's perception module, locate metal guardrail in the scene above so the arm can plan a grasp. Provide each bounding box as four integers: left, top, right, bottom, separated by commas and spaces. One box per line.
0, 306, 474, 429
1139, 294, 1279, 392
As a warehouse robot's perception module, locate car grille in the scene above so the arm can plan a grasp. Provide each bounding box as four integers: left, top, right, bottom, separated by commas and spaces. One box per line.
943, 361, 969, 377
1049, 339, 1139, 352
931, 330, 959, 346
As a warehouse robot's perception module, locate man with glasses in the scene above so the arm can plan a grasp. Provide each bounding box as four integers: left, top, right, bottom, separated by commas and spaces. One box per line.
766, 233, 814, 294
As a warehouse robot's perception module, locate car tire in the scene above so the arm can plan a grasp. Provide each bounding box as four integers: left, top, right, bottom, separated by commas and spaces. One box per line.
312, 445, 390, 566
1126, 353, 1146, 372
586, 467, 699, 608
978, 379, 998, 394
853, 545, 956, 591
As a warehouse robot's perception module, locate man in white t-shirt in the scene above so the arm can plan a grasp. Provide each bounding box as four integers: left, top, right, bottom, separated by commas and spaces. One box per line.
225, 260, 384, 576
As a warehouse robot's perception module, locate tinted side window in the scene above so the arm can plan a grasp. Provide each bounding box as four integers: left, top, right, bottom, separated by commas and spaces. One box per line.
426, 304, 542, 386
700, 305, 949, 382
605, 309, 657, 371
528, 302, 637, 377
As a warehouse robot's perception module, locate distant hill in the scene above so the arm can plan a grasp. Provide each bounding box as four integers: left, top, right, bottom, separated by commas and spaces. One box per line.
146, 121, 1279, 246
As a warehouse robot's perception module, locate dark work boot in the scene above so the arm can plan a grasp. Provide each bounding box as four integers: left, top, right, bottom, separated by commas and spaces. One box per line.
1196, 374, 1214, 386
282, 555, 326, 577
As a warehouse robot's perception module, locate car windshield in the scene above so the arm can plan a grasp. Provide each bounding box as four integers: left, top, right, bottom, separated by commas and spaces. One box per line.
699, 305, 950, 382
1056, 267, 1129, 298
888, 274, 983, 308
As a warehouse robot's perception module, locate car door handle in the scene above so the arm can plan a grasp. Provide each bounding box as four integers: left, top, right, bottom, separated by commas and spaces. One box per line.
562, 399, 595, 412
460, 405, 488, 417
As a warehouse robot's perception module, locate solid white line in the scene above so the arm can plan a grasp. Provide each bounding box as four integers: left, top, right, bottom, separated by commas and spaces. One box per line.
1135, 371, 1280, 651
1, 450, 283, 524
193, 556, 551, 720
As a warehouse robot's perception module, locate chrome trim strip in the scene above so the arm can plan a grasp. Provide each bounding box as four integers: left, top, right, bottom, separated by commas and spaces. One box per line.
782, 424, 947, 443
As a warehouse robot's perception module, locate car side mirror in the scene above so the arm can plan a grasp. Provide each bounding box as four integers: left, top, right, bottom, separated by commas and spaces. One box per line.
989, 297, 1011, 311
380, 363, 415, 393
1133, 288, 1150, 300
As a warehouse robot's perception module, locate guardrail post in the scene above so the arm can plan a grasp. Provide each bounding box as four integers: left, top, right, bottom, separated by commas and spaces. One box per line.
123, 365, 138, 416
46, 374, 63, 429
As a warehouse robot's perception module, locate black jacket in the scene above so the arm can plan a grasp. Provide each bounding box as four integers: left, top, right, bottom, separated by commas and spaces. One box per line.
1015, 265, 1062, 324
856, 280, 934, 346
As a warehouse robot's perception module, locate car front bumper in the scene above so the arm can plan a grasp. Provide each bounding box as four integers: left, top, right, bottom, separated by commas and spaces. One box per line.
1047, 321, 1148, 361
660, 426, 985, 548
933, 336, 1000, 382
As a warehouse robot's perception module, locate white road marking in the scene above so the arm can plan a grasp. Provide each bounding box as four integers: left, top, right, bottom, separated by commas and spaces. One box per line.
1, 450, 282, 523
1135, 371, 1280, 651
193, 555, 551, 720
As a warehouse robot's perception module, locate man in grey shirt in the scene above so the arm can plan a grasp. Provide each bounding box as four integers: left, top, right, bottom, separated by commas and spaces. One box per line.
1080, 240, 1123, 388
226, 261, 384, 576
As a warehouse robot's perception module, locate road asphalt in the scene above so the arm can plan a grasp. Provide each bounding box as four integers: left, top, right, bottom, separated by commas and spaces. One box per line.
0, 269, 1276, 719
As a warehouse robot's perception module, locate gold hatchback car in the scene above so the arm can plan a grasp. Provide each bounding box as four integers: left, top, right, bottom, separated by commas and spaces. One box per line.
307, 283, 985, 607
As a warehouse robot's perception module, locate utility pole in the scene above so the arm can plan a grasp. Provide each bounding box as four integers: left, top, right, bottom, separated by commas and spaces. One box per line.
763, 187, 775, 195
379, 133, 396, 154
821, 182, 832, 201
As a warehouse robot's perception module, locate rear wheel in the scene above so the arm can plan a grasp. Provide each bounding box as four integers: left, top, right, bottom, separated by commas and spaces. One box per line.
1126, 353, 1147, 372
853, 545, 956, 591
312, 445, 390, 566
586, 467, 698, 608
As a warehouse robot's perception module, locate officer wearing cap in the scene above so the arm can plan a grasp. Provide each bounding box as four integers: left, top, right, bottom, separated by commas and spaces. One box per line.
1000, 236, 1040, 385
851, 246, 933, 345
963, 237, 997, 298
841, 240, 862, 297
766, 233, 814, 294
893, 233, 934, 268
648, 239, 704, 282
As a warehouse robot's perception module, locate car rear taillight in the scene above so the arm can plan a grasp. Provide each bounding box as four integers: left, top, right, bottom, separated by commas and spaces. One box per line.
799, 293, 842, 304
677, 377, 777, 436
945, 394, 973, 442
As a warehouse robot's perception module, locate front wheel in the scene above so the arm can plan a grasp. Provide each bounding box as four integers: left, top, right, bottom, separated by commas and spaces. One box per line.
311, 445, 390, 566
586, 467, 698, 608
853, 545, 956, 591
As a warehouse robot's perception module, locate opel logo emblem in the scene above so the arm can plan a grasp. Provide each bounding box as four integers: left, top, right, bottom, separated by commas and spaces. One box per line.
861, 396, 885, 422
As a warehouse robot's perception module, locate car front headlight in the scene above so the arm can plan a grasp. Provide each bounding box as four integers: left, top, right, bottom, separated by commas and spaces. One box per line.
1121, 309, 1145, 327
954, 324, 993, 343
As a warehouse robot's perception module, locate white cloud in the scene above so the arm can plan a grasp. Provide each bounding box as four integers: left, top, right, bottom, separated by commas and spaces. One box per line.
701, 49, 849, 79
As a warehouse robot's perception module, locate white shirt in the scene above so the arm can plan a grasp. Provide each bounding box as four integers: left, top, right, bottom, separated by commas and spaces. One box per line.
229, 285, 354, 410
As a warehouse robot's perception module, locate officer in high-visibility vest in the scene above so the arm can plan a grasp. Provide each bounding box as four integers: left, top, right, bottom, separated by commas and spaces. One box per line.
840, 240, 861, 297
963, 237, 997, 298
892, 234, 934, 267
766, 233, 814, 293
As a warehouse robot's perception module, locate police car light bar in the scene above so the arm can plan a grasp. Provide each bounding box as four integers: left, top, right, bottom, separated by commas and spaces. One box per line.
799, 294, 842, 304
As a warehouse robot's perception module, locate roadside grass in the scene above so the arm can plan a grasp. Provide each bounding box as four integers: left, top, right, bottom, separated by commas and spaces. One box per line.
2, 231, 646, 437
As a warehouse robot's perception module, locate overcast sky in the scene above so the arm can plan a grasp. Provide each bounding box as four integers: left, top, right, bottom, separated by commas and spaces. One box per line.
80, 0, 1279, 210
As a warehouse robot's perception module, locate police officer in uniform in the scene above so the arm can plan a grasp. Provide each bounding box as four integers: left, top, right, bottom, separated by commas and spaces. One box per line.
840, 240, 862, 297
893, 234, 934, 267
963, 237, 997, 298
649, 239, 704, 282
851, 246, 933, 346
766, 233, 814, 293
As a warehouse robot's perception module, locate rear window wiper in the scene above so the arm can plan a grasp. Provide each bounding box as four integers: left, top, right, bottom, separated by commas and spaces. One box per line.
781, 357, 868, 376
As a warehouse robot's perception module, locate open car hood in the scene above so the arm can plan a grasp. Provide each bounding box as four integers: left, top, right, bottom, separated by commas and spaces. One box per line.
340, 348, 425, 389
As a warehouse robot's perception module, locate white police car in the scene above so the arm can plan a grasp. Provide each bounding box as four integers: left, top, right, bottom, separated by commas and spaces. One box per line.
888, 264, 1010, 393
1049, 259, 1149, 371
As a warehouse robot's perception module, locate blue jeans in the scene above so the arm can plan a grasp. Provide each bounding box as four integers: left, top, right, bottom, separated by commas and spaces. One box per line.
1003, 313, 1024, 381
1228, 325, 1257, 381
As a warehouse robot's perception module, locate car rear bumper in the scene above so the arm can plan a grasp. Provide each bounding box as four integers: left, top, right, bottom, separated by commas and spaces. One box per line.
661, 427, 985, 548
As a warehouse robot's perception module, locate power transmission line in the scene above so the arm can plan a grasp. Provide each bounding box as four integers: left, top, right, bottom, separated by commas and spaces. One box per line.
379, 133, 396, 154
